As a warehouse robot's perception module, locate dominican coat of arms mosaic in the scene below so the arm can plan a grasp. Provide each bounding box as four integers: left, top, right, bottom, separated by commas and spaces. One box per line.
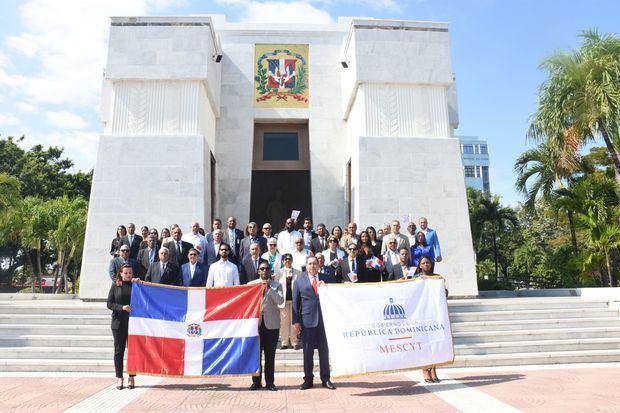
254, 44, 309, 108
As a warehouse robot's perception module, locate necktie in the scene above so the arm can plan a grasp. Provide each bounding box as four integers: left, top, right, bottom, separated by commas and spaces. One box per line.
177, 241, 181, 257
254, 259, 258, 272
311, 275, 318, 295
351, 260, 356, 273
161, 263, 166, 273
320, 237, 324, 250
149, 249, 154, 264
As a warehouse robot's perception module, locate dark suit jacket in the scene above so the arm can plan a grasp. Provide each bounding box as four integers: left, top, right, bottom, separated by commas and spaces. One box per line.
387, 263, 411, 281
106, 283, 131, 330
239, 236, 267, 262
337, 256, 367, 283
205, 241, 222, 265
222, 228, 244, 263
310, 236, 328, 255
108, 257, 142, 282
164, 240, 194, 266
318, 265, 337, 283
180, 262, 208, 287
292, 272, 322, 328
145, 261, 179, 285
121, 234, 143, 260
239, 256, 268, 285
136, 247, 159, 276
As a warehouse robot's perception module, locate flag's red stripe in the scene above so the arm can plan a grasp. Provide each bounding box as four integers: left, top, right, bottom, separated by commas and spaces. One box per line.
127, 335, 185, 375
204, 284, 263, 321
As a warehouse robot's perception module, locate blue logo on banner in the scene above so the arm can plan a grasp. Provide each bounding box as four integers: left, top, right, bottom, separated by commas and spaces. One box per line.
383, 298, 406, 320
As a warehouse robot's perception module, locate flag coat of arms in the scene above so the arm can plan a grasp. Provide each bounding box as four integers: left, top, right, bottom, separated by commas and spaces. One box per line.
127, 282, 263, 376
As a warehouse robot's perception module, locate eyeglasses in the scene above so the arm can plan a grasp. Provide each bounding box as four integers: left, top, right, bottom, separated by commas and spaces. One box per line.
263, 227, 271, 230
268, 244, 276, 246
120, 249, 129, 252
349, 247, 358, 251
258, 267, 270, 271
189, 253, 197, 256
283, 257, 292, 260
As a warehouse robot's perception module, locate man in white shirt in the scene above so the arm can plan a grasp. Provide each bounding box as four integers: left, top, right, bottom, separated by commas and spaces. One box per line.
206, 243, 240, 287
406, 221, 417, 247
291, 236, 313, 272
381, 220, 410, 253
182, 221, 208, 262
277, 218, 302, 254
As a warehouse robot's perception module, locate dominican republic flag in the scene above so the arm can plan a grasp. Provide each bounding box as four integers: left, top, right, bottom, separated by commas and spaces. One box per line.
127, 282, 263, 377
267, 58, 296, 89
367, 256, 383, 270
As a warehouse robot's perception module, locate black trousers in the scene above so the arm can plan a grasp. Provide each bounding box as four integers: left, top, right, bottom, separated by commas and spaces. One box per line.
301, 319, 330, 383
253, 320, 279, 386
112, 322, 134, 379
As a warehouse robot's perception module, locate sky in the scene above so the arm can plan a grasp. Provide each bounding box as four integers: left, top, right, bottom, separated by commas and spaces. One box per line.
0, 0, 618, 206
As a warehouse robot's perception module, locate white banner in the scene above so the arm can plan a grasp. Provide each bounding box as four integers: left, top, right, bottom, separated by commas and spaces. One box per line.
319, 278, 454, 377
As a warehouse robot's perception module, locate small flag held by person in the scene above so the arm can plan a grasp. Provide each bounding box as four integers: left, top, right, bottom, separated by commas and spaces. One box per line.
367, 256, 383, 270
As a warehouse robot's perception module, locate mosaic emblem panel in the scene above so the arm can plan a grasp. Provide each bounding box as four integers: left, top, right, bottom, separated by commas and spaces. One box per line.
254, 44, 309, 108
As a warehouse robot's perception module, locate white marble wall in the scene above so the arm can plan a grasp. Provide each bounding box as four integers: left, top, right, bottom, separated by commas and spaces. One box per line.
80, 135, 212, 299
356, 136, 477, 296
216, 26, 347, 228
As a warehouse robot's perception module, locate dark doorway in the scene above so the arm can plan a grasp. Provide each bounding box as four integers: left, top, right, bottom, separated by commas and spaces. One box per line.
250, 170, 312, 233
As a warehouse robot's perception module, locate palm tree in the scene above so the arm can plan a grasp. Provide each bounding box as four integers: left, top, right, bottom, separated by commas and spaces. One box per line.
529, 30, 620, 182
477, 194, 519, 280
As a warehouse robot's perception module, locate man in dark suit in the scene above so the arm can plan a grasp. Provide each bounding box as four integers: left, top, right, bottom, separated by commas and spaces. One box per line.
205, 218, 222, 243
145, 247, 179, 285
292, 256, 335, 390
315, 252, 336, 283
108, 245, 142, 281
137, 235, 159, 275
120, 223, 142, 260
222, 216, 244, 264
165, 227, 193, 267
239, 222, 267, 262
179, 248, 208, 286
337, 243, 367, 283
239, 242, 268, 284
310, 223, 329, 255
386, 248, 414, 281
205, 229, 223, 265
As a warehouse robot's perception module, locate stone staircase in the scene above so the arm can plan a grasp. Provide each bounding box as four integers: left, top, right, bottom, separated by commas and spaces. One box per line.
0, 296, 619, 372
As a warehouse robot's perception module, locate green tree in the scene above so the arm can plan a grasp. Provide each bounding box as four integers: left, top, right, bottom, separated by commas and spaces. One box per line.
529, 30, 620, 182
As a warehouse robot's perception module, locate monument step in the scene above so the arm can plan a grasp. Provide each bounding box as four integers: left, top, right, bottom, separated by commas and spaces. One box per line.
0, 335, 113, 348
451, 317, 620, 332
0, 324, 110, 336
0, 314, 109, 325
449, 307, 618, 322
447, 298, 609, 312
453, 326, 620, 343
454, 337, 620, 355
450, 349, 620, 367
0, 303, 108, 315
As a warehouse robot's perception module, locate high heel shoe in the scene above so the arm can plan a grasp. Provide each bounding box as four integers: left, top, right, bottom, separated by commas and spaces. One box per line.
116, 379, 124, 390
431, 368, 440, 383
423, 369, 433, 383
128, 377, 135, 390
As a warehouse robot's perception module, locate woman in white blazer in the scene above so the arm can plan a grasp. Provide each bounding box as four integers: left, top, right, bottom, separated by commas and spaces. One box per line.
275, 253, 302, 350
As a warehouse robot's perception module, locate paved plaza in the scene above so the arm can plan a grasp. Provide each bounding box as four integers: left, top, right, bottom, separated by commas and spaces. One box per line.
1, 363, 618, 412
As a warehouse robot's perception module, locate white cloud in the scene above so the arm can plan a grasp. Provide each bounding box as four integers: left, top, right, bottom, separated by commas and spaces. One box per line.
32, 130, 100, 171
45, 110, 89, 130
0, 113, 21, 126
15, 101, 39, 113
217, 0, 334, 24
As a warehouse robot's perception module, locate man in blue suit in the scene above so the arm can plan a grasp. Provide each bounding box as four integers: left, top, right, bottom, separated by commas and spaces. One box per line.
179, 248, 208, 287
292, 256, 335, 390
416, 217, 442, 271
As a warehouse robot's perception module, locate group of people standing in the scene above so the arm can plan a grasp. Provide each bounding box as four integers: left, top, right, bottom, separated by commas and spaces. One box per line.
107, 215, 444, 390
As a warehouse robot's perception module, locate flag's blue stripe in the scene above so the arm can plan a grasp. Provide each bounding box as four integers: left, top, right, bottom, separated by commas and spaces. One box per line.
130, 282, 188, 322
202, 336, 259, 375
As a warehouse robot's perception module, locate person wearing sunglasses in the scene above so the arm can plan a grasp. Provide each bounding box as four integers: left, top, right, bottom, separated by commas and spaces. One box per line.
275, 253, 301, 350
248, 264, 284, 391
179, 248, 208, 287
337, 243, 366, 283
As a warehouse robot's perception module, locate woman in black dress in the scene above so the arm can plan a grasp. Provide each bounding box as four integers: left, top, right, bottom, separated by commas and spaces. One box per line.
107, 264, 136, 390
364, 226, 383, 257
110, 225, 127, 256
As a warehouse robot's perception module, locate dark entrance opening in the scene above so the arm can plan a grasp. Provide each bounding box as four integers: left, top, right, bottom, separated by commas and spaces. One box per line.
251, 123, 311, 233
250, 170, 312, 233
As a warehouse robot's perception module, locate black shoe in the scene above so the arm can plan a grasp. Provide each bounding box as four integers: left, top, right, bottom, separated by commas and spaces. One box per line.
424, 379, 434, 383
128, 378, 135, 390
116, 385, 124, 390
322, 380, 336, 390
266, 384, 278, 391
293, 344, 302, 350
280, 345, 289, 350
432, 377, 441, 383
299, 381, 313, 390
249, 383, 262, 390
